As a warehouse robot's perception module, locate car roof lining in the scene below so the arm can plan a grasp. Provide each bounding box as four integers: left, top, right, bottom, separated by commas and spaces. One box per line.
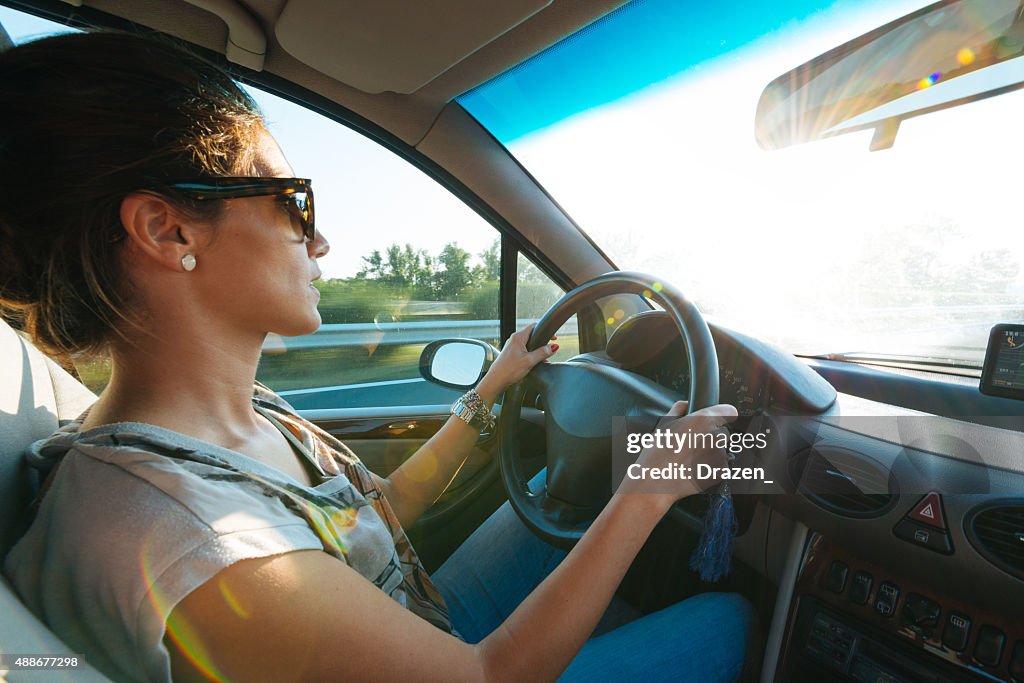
273, 0, 554, 95
69, 0, 630, 145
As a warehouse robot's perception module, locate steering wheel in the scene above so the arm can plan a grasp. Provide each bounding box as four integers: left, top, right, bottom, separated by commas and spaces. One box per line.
499, 271, 719, 548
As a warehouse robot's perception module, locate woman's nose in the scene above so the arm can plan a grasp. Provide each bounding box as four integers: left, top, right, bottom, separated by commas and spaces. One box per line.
309, 230, 330, 258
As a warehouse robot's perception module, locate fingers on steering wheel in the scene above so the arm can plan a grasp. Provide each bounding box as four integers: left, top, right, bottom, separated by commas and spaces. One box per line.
662, 402, 736, 430
529, 343, 557, 364
519, 322, 555, 346
505, 324, 532, 349
692, 404, 739, 428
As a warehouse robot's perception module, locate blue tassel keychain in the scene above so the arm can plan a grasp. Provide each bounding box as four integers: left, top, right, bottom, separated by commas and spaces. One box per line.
689, 482, 737, 582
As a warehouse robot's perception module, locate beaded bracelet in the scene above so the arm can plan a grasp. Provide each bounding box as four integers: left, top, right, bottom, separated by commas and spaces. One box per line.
450, 388, 496, 432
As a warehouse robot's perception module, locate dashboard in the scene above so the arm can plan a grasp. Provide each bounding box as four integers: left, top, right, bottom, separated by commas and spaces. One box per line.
580, 310, 1024, 682
601, 309, 836, 417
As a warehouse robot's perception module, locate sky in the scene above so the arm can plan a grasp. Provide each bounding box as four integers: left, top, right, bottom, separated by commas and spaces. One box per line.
250, 91, 499, 279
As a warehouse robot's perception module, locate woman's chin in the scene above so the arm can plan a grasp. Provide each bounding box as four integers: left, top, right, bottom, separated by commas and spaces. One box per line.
274, 312, 322, 339
301, 311, 323, 336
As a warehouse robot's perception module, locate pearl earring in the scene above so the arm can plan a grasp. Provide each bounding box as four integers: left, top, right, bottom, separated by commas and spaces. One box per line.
181, 254, 197, 272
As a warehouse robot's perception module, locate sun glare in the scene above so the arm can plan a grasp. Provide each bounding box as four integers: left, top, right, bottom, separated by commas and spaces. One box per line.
506, 0, 1024, 359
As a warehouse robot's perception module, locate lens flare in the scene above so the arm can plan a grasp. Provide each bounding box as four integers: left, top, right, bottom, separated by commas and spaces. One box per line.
329, 506, 359, 529
957, 48, 975, 66
403, 447, 437, 482
917, 72, 941, 90
141, 535, 228, 682
218, 579, 251, 619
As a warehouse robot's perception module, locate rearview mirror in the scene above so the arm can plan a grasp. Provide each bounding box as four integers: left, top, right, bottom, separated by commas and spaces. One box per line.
419, 338, 499, 390
755, 0, 1024, 151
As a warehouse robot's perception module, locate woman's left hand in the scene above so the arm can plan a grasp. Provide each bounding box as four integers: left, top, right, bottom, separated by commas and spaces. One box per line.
477, 323, 558, 397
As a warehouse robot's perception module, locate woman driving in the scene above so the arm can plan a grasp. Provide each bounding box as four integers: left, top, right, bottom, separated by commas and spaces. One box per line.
0, 31, 755, 682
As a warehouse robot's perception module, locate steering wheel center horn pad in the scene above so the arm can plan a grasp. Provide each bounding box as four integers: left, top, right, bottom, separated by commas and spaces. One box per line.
498, 271, 720, 548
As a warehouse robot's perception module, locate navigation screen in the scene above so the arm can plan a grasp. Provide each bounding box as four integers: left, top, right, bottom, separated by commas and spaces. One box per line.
981, 324, 1024, 400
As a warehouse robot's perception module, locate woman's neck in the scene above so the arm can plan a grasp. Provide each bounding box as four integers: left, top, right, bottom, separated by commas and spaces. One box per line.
81, 328, 266, 445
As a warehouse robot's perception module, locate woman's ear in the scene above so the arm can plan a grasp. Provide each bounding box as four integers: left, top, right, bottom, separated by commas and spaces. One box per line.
119, 193, 197, 270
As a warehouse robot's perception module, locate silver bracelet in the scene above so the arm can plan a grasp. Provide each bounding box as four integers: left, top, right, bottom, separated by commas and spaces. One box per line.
450, 389, 496, 431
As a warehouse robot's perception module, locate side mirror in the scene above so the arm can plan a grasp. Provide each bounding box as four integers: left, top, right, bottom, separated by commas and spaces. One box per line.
419, 338, 500, 390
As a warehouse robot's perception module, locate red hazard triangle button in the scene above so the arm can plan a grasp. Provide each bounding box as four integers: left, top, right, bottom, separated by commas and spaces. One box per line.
909, 492, 946, 529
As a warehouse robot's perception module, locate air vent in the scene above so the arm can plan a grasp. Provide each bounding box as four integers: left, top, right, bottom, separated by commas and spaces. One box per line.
790, 446, 897, 518
966, 501, 1024, 581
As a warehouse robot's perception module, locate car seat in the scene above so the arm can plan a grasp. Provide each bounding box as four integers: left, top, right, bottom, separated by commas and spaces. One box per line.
0, 318, 112, 681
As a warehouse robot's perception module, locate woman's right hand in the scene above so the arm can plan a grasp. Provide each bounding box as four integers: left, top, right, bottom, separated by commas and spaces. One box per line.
617, 400, 739, 509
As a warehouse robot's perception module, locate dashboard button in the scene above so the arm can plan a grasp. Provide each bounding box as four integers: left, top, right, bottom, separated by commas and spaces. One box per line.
825, 560, 848, 593
942, 612, 971, 652
848, 570, 872, 605
893, 518, 953, 554
974, 625, 1006, 667
901, 593, 941, 633
909, 491, 947, 529
874, 582, 899, 618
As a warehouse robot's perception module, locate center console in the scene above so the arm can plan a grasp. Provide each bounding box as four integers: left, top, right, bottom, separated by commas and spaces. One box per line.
775, 535, 1024, 682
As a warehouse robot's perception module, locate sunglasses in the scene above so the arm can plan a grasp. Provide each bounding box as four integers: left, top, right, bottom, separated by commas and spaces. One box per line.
166, 176, 315, 242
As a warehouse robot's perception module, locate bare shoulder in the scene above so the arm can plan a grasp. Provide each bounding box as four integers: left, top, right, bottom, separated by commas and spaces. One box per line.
165, 550, 482, 683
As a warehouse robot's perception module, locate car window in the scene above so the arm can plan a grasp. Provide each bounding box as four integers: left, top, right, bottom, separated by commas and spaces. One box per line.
247, 87, 507, 410
517, 252, 655, 360
0, 5, 72, 42
516, 254, 577, 358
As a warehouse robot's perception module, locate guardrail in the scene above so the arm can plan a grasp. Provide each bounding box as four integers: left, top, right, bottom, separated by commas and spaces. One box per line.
262, 318, 580, 351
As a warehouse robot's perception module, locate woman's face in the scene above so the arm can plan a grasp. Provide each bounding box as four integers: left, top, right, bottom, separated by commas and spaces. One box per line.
192, 129, 330, 339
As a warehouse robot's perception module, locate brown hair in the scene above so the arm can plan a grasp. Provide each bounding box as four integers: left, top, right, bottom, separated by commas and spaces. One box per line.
0, 31, 265, 359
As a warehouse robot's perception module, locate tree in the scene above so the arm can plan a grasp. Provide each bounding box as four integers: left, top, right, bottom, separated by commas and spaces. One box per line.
434, 242, 475, 299
357, 243, 433, 294
474, 239, 500, 282
353, 240, 510, 305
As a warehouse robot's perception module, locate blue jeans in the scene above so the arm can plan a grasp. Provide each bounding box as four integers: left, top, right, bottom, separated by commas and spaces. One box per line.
432, 483, 757, 682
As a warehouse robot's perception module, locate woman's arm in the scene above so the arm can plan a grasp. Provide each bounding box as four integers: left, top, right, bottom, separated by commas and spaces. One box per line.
166, 403, 736, 683
375, 325, 556, 528
165, 498, 656, 683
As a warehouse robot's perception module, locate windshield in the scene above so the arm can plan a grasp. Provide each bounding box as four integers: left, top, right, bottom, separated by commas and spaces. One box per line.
458, 0, 1024, 367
